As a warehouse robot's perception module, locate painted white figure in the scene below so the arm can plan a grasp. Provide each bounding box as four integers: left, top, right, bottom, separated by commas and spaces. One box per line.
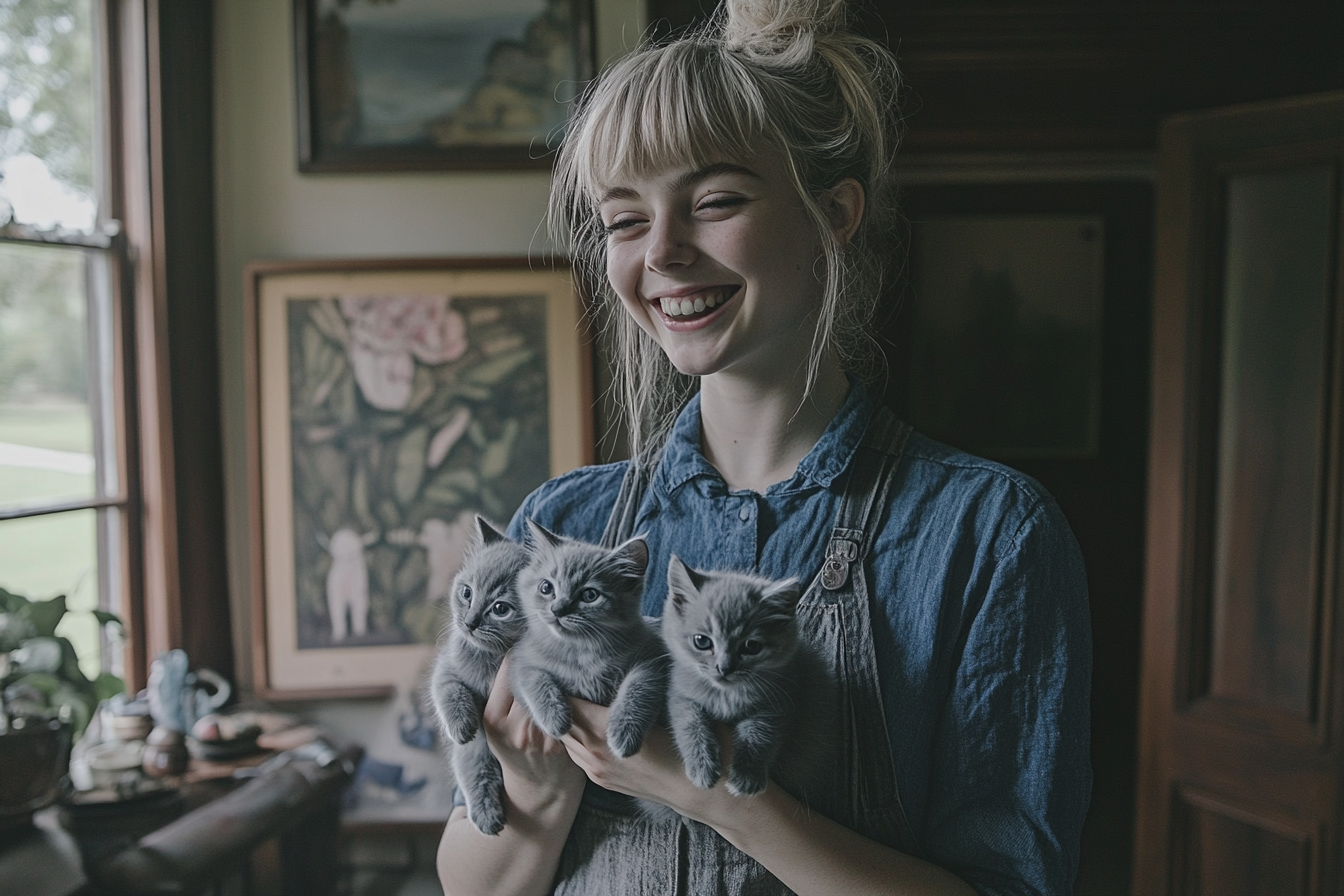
323, 527, 378, 641
419, 513, 474, 603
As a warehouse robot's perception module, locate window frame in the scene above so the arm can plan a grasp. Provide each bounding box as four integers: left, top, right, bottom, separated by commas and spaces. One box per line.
1, 0, 232, 693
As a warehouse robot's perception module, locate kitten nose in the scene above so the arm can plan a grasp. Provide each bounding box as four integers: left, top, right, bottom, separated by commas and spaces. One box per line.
716, 659, 736, 676
551, 602, 572, 618
464, 619, 480, 632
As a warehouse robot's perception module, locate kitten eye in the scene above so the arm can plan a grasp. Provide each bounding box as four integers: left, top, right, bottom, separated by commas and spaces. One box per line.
741, 639, 763, 656
579, 587, 600, 603
490, 601, 512, 617
539, 579, 553, 596
692, 634, 712, 651
459, 585, 472, 603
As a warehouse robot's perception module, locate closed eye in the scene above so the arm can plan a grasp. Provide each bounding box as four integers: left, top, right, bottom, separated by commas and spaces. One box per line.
602, 215, 644, 235
696, 195, 746, 215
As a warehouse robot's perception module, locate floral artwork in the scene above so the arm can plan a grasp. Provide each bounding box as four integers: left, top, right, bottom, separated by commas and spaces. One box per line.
286, 292, 551, 650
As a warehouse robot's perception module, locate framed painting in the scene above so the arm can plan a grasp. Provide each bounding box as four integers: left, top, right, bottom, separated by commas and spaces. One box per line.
294, 0, 595, 172
245, 258, 593, 699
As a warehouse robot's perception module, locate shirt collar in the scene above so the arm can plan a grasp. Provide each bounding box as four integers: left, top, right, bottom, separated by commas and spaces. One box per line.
653, 379, 877, 497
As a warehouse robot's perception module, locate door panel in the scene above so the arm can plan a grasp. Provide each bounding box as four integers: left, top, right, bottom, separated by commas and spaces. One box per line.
1135, 92, 1344, 895
1208, 164, 1335, 720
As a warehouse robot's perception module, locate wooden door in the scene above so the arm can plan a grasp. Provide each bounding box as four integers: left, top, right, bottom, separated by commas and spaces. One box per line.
1134, 91, 1344, 895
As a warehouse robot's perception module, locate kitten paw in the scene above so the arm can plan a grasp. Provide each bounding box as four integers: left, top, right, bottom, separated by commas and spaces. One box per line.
726, 766, 767, 797
685, 756, 721, 790
444, 709, 480, 745
468, 798, 506, 836
607, 716, 646, 758
534, 705, 572, 740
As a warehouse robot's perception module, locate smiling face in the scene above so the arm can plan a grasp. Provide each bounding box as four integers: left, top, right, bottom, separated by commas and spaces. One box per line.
598, 147, 829, 382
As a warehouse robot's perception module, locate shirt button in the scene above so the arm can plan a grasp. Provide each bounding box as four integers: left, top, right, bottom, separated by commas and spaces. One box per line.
739, 504, 751, 521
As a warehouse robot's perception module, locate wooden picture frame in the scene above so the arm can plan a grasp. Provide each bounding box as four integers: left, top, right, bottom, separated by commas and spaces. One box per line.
245, 258, 593, 699
293, 0, 595, 172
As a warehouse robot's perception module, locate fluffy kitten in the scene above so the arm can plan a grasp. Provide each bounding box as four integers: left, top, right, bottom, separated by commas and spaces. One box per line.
429, 516, 530, 836
662, 556, 831, 801
509, 520, 667, 758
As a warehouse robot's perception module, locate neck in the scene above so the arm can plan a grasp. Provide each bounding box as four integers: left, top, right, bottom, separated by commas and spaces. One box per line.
698, 358, 850, 493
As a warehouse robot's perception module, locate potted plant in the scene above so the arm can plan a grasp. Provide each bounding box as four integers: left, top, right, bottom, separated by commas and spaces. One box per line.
0, 585, 124, 834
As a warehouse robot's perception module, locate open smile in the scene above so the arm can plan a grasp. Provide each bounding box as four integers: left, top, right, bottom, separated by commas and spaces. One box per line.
649, 286, 739, 325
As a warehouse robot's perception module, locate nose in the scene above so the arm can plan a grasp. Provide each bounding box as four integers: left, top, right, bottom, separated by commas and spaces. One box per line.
645, 215, 696, 273
715, 655, 737, 677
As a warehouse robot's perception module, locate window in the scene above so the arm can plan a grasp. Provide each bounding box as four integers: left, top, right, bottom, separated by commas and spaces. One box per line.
0, 0, 130, 681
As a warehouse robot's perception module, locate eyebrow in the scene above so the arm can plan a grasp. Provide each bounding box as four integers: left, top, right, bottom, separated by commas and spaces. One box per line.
597, 162, 763, 205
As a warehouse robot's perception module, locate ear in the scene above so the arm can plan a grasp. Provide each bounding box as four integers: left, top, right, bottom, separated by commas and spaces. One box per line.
475, 515, 506, 546
525, 518, 564, 549
822, 178, 864, 247
760, 578, 802, 617
615, 535, 649, 576
666, 554, 705, 596
666, 555, 698, 616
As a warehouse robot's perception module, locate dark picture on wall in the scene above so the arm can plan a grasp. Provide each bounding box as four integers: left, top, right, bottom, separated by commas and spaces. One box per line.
295, 0, 594, 172
909, 215, 1105, 458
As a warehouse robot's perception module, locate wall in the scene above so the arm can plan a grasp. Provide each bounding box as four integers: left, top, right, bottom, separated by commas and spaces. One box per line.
213, 0, 643, 764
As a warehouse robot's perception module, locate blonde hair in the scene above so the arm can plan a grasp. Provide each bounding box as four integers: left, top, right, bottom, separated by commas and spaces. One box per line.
550, 0, 903, 457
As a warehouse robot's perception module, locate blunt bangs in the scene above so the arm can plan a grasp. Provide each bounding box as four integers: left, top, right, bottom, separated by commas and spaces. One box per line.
569, 41, 775, 205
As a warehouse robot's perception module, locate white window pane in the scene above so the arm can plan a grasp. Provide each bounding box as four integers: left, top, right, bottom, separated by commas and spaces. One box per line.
0, 241, 96, 511
0, 0, 99, 232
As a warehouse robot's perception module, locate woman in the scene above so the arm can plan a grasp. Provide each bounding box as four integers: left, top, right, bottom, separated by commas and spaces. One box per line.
437, 0, 1092, 892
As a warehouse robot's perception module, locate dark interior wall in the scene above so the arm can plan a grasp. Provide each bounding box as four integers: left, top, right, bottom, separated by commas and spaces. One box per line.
629, 2, 1342, 893
649, 1, 1344, 153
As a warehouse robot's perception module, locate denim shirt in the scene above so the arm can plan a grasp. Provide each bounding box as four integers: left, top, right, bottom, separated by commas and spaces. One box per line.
506, 384, 1093, 896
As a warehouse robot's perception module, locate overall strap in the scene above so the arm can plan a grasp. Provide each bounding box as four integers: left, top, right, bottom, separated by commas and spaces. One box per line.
600, 451, 657, 548
820, 407, 912, 591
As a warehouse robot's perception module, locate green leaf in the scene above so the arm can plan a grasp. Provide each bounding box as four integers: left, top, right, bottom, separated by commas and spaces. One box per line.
24, 595, 67, 638
0, 613, 37, 652
0, 586, 29, 613
463, 348, 534, 387
394, 427, 430, 506
92, 609, 124, 632
479, 419, 521, 480
94, 673, 126, 702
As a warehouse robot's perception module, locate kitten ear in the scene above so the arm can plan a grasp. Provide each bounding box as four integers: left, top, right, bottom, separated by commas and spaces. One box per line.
760, 578, 802, 617
525, 518, 564, 549
475, 515, 506, 546
614, 535, 649, 576
666, 554, 703, 606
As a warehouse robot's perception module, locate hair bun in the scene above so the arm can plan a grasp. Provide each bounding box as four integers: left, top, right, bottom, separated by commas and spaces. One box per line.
721, 0, 847, 65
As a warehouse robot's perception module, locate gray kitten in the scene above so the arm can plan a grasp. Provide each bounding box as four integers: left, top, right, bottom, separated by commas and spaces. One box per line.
661, 556, 832, 801
509, 520, 667, 758
429, 516, 529, 836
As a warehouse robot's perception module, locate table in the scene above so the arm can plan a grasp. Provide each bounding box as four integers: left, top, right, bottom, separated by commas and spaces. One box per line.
0, 742, 361, 896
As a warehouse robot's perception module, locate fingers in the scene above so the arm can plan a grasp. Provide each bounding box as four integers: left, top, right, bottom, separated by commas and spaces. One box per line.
482, 655, 515, 727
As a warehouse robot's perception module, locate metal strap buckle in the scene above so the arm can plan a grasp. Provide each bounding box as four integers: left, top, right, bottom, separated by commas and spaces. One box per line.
821, 537, 859, 591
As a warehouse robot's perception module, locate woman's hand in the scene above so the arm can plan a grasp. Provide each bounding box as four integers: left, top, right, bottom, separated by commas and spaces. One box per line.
481, 656, 587, 812
560, 696, 735, 825
437, 656, 587, 896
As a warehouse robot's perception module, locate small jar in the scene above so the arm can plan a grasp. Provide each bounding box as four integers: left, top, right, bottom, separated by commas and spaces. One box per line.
141, 726, 188, 777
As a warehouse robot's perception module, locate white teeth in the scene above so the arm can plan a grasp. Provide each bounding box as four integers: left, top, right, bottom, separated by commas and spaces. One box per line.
657, 289, 731, 317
